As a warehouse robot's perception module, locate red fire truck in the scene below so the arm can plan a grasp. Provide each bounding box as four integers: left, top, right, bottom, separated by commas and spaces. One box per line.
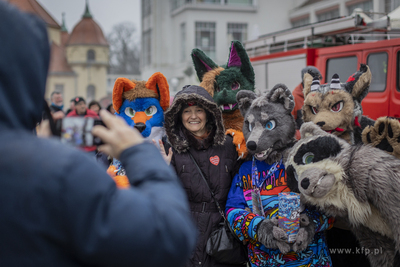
245, 14, 400, 120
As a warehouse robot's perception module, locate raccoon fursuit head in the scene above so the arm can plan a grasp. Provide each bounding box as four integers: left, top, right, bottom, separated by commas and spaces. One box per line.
302, 64, 372, 145
286, 122, 400, 267
237, 84, 296, 165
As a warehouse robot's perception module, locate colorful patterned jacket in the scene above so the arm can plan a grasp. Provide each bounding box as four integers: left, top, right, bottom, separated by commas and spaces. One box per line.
225, 159, 334, 267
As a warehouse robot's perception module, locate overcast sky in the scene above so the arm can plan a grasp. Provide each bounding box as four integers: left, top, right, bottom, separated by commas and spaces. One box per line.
37, 0, 141, 38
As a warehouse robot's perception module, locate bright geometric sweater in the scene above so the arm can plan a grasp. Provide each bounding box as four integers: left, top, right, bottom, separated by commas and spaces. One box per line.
225, 159, 334, 267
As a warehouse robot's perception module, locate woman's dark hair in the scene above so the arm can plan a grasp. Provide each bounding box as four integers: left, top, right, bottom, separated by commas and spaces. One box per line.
88, 100, 101, 110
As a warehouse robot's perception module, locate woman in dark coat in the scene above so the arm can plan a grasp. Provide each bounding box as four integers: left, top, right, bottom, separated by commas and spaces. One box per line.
163, 85, 242, 267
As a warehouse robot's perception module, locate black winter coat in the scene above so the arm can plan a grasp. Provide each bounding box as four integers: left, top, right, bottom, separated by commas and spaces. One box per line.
165, 85, 242, 267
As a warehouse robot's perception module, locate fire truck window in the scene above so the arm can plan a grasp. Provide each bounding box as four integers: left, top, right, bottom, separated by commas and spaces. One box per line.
367, 52, 388, 92
326, 56, 357, 84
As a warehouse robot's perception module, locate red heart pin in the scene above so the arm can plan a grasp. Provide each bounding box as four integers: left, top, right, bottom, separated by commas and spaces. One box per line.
210, 156, 220, 166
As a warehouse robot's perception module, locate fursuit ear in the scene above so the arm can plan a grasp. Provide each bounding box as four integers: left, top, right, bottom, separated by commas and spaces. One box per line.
345, 64, 371, 103
113, 78, 136, 114
145, 72, 170, 111
191, 48, 218, 82
300, 122, 327, 139
237, 90, 257, 117
266, 83, 294, 112
226, 41, 255, 85
303, 71, 316, 97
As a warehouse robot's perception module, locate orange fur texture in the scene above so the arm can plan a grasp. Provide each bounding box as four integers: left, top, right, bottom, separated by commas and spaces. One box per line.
199, 67, 224, 97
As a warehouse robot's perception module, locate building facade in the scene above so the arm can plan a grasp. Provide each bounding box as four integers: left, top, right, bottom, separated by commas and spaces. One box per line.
5, 0, 110, 108
140, 0, 294, 95
290, 0, 400, 27
141, 0, 400, 95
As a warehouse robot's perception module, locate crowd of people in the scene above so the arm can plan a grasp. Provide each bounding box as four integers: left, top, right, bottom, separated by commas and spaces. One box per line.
3, 1, 396, 267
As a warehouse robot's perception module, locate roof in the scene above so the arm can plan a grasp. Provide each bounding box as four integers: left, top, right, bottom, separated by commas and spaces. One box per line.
67, 2, 108, 46
299, 0, 323, 8
4, 0, 60, 28
67, 17, 108, 46
48, 42, 75, 75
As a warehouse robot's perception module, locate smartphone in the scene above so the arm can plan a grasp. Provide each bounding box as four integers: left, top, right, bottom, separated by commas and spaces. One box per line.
60, 117, 105, 147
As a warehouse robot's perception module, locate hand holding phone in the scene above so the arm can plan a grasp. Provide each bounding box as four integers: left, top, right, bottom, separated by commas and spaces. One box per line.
92, 110, 144, 159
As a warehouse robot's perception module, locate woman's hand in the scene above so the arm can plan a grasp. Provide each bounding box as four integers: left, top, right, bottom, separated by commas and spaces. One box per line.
152, 139, 173, 165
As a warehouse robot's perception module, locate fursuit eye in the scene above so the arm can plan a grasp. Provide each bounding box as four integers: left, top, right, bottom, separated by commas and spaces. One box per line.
125, 107, 135, 118
310, 106, 318, 115
231, 81, 240, 90
331, 101, 343, 112
145, 105, 157, 116
248, 122, 253, 132
302, 152, 314, 164
265, 120, 276, 130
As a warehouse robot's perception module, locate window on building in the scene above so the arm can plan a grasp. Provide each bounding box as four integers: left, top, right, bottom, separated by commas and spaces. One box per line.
385, 0, 400, 12
227, 23, 248, 43
317, 9, 340, 22
54, 84, 64, 96
367, 52, 388, 92
87, 49, 95, 62
225, 0, 253, 5
292, 17, 310, 28
87, 85, 96, 102
195, 22, 216, 60
197, 0, 219, 3
142, 0, 151, 17
326, 56, 358, 84
171, 0, 193, 11
347, 0, 373, 14
142, 29, 152, 67
181, 23, 186, 62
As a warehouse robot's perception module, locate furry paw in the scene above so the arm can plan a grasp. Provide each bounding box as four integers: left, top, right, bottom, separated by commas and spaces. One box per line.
292, 228, 308, 252
362, 117, 400, 159
273, 226, 291, 254
226, 129, 248, 159
257, 217, 279, 249
292, 214, 315, 253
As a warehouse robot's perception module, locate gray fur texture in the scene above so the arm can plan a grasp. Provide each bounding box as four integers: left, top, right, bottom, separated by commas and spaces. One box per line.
237, 84, 296, 165
237, 84, 315, 254
286, 122, 400, 267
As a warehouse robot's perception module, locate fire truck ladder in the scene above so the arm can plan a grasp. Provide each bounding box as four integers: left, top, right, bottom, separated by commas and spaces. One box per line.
245, 12, 400, 58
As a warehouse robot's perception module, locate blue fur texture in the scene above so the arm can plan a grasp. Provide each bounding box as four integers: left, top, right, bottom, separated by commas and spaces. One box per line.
117, 98, 164, 138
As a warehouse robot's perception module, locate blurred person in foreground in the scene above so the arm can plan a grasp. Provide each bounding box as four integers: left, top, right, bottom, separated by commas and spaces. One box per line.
0, 2, 196, 266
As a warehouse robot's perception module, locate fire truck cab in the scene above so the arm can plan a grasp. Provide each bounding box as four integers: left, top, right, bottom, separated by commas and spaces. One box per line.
245, 13, 400, 120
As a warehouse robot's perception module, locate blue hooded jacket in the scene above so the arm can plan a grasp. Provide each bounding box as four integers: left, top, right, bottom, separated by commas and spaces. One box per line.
0, 3, 196, 266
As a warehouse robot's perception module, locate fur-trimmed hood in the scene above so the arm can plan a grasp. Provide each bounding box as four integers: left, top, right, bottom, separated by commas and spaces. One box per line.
164, 85, 225, 153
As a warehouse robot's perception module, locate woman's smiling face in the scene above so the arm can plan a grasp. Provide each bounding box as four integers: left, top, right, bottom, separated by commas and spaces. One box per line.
181, 105, 207, 137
